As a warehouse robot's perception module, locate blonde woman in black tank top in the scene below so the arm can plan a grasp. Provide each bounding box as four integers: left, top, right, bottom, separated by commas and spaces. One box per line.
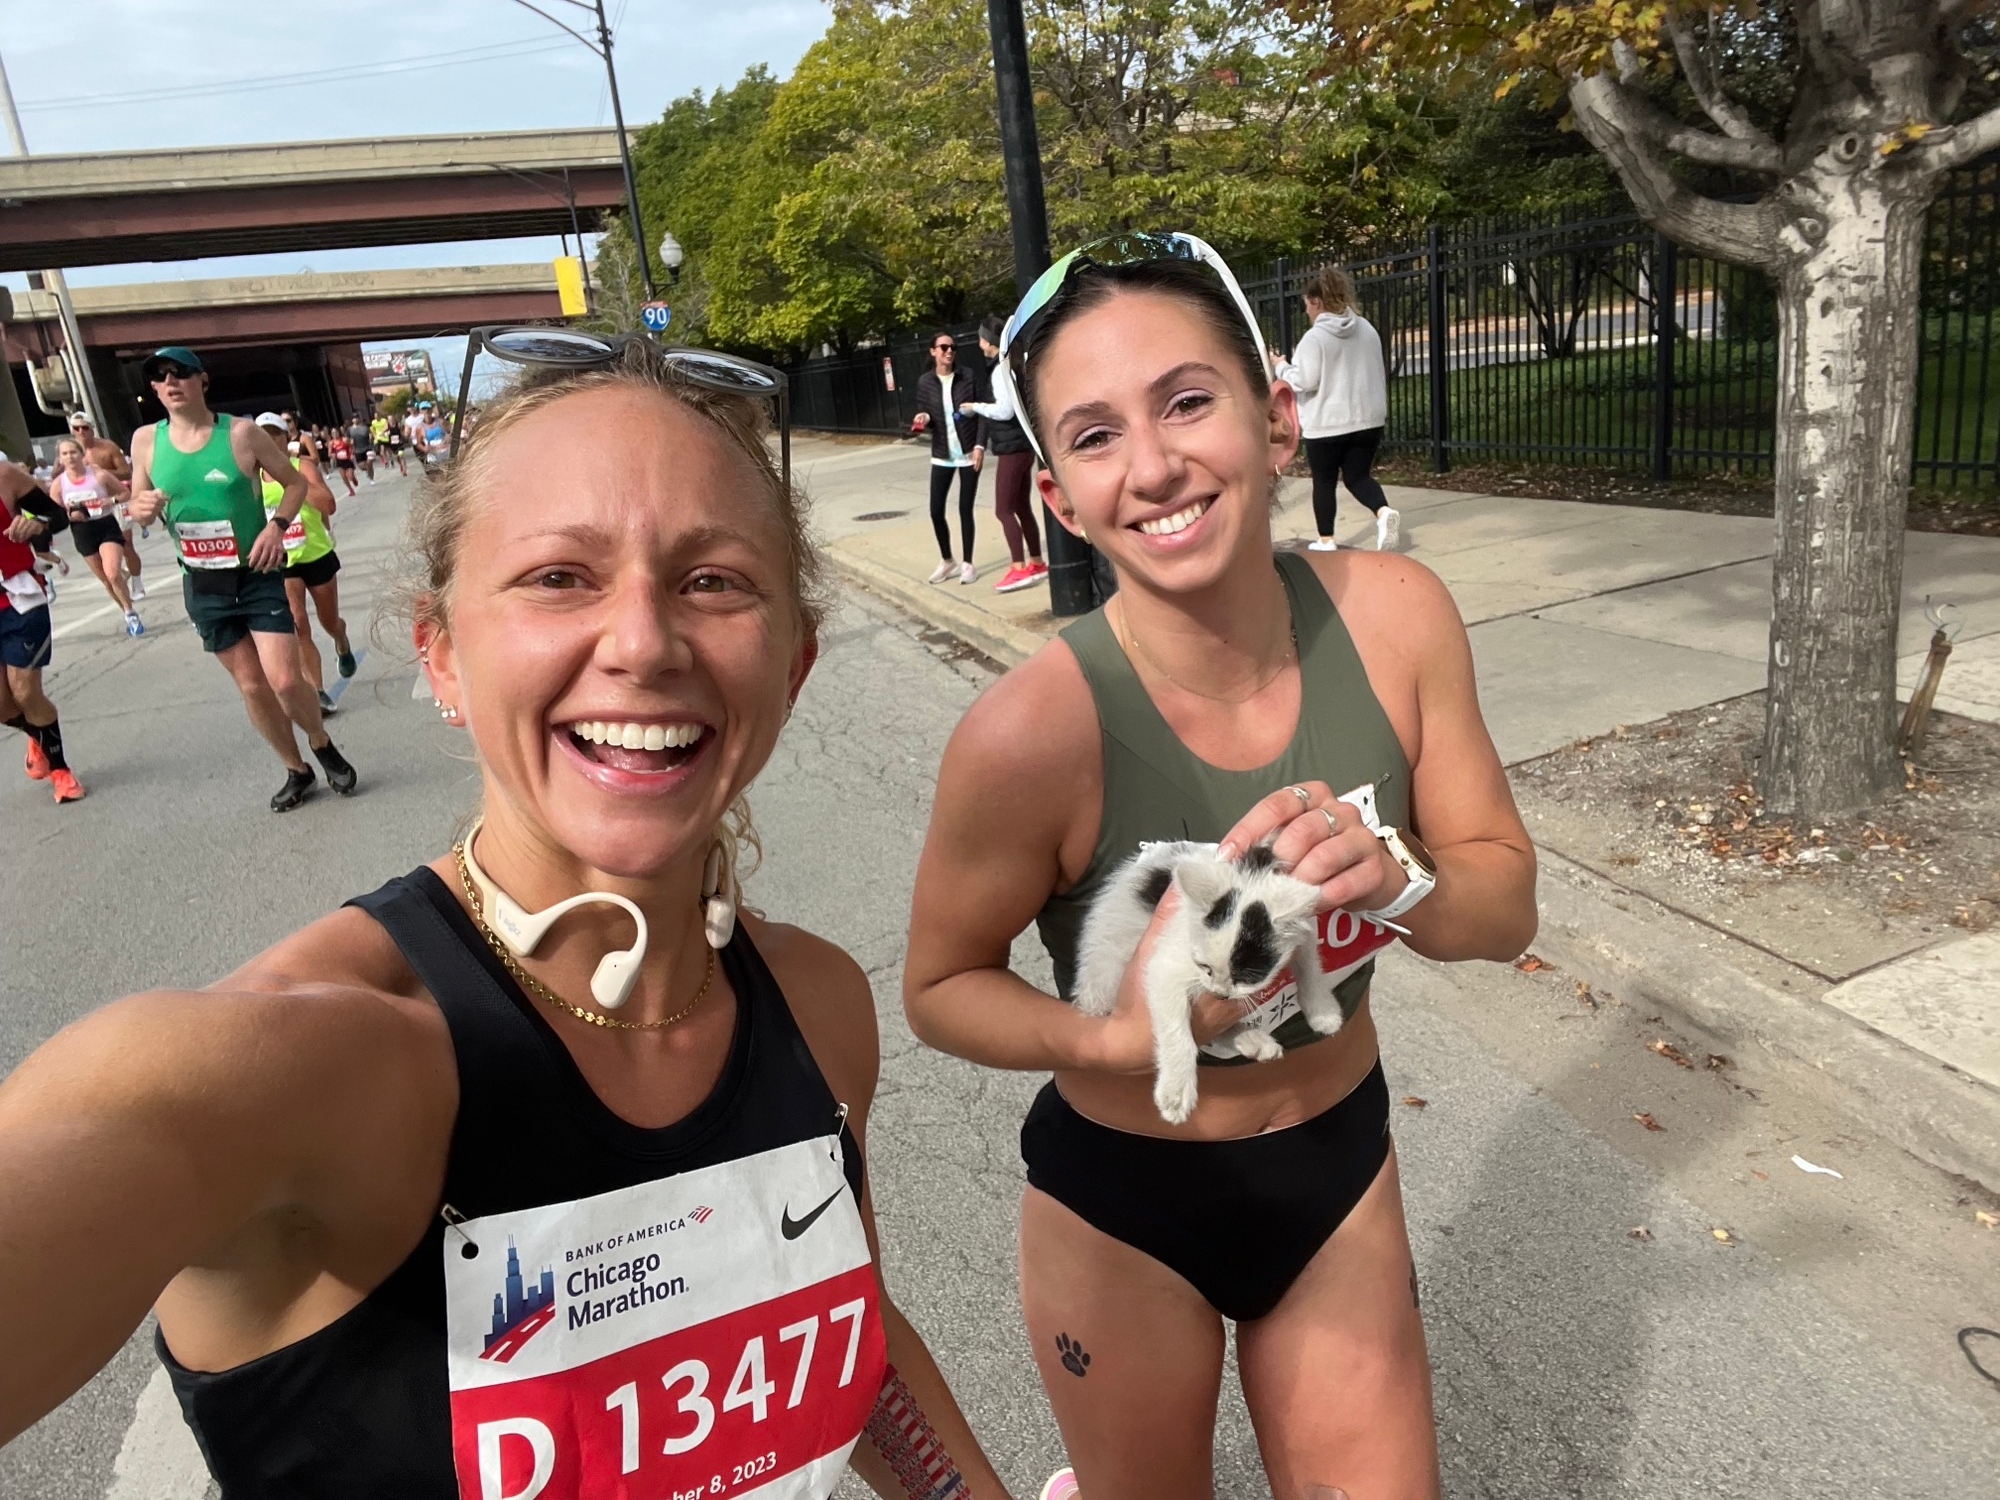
906, 239, 1536, 1500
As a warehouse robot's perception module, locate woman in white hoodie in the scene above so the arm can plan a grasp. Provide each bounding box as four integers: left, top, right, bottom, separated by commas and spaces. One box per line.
1275, 266, 1398, 551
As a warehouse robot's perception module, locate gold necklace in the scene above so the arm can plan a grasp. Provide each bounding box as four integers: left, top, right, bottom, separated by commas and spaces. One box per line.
1115, 583, 1298, 705
452, 842, 715, 1031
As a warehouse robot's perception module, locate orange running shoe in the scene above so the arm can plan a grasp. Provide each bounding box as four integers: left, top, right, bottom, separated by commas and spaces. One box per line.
23, 736, 49, 780
50, 767, 85, 803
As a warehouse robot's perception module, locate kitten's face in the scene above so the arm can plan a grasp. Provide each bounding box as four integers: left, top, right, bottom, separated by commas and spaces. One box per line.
1174, 850, 1320, 998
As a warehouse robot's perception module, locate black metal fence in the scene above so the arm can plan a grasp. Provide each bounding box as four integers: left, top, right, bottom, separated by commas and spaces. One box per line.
784, 158, 1998, 492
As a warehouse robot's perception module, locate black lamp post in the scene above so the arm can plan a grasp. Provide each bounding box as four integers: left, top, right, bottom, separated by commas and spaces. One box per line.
984, 0, 1095, 616
507, 0, 657, 300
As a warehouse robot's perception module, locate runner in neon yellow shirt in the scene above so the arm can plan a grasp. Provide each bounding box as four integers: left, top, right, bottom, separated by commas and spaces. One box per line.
256, 414, 356, 714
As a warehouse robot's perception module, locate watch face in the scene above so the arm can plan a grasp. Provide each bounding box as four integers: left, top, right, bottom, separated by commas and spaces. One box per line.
1398, 827, 1438, 878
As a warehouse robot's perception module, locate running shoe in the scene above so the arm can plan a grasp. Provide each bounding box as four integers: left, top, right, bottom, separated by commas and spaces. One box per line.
50, 767, 85, 804
270, 765, 317, 812
24, 737, 49, 780
959, 561, 977, 585
337, 647, 358, 679
1308, 538, 1339, 552
994, 563, 1041, 593
1029, 558, 1049, 577
313, 740, 358, 795
926, 561, 956, 584
124, 612, 145, 637
1038, 1468, 1080, 1500
318, 689, 338, 714
127, 575, 146, 600
1377, 506, 1401, 550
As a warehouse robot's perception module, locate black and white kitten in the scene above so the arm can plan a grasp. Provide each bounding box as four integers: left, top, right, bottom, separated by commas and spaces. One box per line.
1073, 841, 1343, 1124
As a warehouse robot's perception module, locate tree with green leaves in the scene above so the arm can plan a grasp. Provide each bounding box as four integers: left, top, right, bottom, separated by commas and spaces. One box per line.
1284, 0, 2000, 817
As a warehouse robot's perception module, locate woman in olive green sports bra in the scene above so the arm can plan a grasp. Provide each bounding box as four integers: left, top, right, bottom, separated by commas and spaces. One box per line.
904, 242, 1537, 1500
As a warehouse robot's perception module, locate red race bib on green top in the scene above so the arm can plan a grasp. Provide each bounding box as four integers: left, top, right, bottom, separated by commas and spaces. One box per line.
174, 518, 241, 569
444, 1135, 886, 1500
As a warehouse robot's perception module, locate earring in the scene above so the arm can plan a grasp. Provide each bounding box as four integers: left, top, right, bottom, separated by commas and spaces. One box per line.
439, 703, 460, 722
701, 836, 737, 950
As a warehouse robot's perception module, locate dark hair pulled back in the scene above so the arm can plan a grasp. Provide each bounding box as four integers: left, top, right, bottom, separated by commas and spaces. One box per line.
1015, 258, 1268, 451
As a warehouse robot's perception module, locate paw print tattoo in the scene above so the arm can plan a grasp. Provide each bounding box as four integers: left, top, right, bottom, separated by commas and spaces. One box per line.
1056, 1332, 1091, 1377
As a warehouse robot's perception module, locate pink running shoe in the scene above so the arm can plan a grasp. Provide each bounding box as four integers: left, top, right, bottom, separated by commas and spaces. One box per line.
994, 563, 1041, 593
1038, 1468, 1080, 1500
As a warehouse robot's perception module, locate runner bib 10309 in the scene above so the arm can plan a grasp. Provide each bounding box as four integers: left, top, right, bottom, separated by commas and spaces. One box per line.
443, 1134, 886, 1500
173, 518, 240, 569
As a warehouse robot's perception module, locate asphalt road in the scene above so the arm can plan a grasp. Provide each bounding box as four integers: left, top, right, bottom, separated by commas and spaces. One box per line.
3, 468, 1995, 1499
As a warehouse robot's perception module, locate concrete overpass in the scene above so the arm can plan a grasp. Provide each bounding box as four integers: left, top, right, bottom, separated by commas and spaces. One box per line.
6, 263, 564, 356
4, 263, 568, 445
0, 129, 626, 271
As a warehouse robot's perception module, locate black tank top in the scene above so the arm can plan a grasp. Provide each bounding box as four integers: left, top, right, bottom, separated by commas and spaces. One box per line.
160, 867, 879, 1499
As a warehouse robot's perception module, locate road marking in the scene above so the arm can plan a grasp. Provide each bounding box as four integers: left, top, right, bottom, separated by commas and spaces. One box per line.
51, 602, 120, 640
105, 1367, 210, 1500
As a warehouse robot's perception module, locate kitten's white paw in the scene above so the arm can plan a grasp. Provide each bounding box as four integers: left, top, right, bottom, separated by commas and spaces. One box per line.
1154, 1071, 1200, 1124
1233, 1028, 1284, 1061
1306, 1005, 1346, 1036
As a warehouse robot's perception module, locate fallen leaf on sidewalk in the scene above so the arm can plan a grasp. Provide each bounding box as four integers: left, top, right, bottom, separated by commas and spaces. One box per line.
1648, 1039, 1693, 1067
1575, 980, 1598, 1008
1750, 1169, 1768, 1181
1711, 1227, 1735, 1244
1627, 1226, 1652, 1241
1513, 954, 1548, 973
1634, 1112, 1664, 1131
1977, 1210, 1999, 1229
1401, 1096, 1428, 1109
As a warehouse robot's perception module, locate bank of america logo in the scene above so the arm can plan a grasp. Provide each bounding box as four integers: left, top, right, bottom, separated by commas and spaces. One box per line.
481, 1237, 556, 1363
690, 1204, 714, 1224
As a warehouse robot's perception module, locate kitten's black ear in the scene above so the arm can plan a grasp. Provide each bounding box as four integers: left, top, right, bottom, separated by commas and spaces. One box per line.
1237, 840, 1281, 875
1174, 857, 1232, 909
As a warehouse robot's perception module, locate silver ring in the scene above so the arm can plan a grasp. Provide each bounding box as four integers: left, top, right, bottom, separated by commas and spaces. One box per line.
1287, 785, 1312, 806
1320, 806, 1340, 836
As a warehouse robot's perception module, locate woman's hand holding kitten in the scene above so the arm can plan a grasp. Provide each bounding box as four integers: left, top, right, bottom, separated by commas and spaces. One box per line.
1220, 780, 1408, 915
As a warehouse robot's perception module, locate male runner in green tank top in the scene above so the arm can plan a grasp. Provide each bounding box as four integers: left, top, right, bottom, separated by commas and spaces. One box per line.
126, 347, 359, 811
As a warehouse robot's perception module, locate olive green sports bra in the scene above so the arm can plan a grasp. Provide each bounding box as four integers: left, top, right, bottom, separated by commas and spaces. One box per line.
1033, 550, 1411, 1062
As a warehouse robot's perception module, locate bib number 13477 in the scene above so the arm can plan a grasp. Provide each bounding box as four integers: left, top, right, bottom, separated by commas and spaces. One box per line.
456, 1271, 883, 1500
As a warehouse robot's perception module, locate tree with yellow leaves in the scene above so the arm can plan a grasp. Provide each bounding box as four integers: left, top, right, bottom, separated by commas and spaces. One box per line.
1287, 0, 2000, 818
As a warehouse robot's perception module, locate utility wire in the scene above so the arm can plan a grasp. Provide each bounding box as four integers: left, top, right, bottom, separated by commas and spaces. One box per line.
14, 35, 576, 114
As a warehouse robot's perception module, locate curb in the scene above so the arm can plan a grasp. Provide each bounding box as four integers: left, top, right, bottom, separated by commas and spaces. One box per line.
830, 547, 1049, 669
1534, 850, 2000, 1194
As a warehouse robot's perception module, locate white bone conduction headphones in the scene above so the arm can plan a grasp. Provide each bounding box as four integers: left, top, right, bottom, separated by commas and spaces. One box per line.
458, 818, 740, 1011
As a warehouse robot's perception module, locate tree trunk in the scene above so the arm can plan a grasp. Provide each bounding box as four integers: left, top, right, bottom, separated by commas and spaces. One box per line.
1762, 154, 1931, 819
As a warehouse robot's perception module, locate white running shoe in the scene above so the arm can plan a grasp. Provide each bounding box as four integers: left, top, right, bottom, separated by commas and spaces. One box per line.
124, 612, 144, 637
127, 575, 146, 600
926, 561, 956, 584
1376, 507, 1401, 550
959, 561, 977, 585
1308, 538, 1338, 552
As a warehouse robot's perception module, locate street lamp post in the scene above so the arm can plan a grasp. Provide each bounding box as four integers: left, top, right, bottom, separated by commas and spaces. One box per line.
984, 0, 1095, 616
660, 231, 684, 284
507, 0, 657, 301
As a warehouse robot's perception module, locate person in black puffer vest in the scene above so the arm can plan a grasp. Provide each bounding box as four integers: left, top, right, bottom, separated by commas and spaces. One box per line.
910, 331, 987, 586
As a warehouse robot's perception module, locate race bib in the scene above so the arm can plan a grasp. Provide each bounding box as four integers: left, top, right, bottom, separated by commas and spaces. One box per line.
278, 515, 308, 552
444, 1135, 885, 1500
81, 493, 110, 520
174, 518, 240, 569
1198, 908, 1397, 1058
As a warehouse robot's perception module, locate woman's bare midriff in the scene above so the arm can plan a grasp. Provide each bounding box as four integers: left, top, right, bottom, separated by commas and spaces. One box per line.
1054, 995, 1381, 1139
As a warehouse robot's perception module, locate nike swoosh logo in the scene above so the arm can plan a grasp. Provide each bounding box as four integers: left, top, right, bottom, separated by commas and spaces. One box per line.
780, 1187, 845, 1240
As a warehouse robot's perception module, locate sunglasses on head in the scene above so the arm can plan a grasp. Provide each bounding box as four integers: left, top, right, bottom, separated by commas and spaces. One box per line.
991, 231, 1269, 462
450, 326, 791, 485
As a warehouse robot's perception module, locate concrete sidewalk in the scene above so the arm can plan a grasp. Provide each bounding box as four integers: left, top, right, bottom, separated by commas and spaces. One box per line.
797, 434, 2000, 1189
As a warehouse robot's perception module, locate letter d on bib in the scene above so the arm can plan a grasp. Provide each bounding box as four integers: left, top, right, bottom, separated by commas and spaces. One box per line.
477, 1417, 555, 1500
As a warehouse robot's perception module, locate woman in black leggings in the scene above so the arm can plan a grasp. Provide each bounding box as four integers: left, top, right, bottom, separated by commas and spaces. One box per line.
1276, 265, 1400, 551
911, 331, 987, 585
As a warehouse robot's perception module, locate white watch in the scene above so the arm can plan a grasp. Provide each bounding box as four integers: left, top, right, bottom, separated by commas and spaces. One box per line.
1336, 782, 1437, 923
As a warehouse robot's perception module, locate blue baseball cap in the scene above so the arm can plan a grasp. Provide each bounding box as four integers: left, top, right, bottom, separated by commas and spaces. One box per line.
143, 346, 204, 380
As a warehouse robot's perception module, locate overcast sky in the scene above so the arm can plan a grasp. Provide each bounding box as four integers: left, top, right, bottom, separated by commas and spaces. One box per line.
1, 0, 827, 381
